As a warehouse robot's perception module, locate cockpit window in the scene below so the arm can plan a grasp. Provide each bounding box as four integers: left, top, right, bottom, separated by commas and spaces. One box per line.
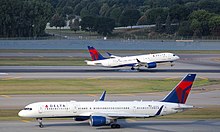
24, 108, 32, 110
173, 54, 176, 56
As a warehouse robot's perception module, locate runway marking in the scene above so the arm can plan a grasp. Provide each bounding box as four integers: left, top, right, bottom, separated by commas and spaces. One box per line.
87, 94, 97, 97
1, 76, 21, 80
21, 120, 30, 123
1, 95, 11, 98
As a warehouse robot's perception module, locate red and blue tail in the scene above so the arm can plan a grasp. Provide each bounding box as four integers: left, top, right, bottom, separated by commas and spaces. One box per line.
161, 74, 196, 104
88, 46, 106, 61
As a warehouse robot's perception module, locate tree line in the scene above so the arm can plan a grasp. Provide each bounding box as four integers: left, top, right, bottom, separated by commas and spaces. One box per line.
0, 0, 52, 37
1, 0, 220, 37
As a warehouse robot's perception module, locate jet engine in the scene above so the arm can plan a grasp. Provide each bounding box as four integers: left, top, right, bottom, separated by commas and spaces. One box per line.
146, 62, 157, 68
89, 116, 113, 126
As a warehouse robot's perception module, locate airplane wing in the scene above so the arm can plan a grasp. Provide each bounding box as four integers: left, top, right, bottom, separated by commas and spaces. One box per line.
90, 112, 149, 118
135, 59, 145, 67
106, 113, 150, 118
106, 52, 120, 58
135, 59, 157, 69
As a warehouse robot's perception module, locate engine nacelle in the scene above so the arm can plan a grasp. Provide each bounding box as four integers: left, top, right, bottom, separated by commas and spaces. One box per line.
146, 62, 157, 68
89, 116, 112, 126
73, 116, 89, 121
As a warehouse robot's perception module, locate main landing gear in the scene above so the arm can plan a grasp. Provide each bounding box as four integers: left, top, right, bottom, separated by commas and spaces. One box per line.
110, 119, 120, 128
37, 118, 44, 128
170, 61, 174, 67
111, 124, 120, 128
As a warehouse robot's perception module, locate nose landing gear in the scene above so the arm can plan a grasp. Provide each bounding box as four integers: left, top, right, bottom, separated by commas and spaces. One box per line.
36, 118, 44, 128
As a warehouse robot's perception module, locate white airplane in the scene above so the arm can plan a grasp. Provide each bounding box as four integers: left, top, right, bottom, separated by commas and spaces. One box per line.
18, 74, 196, 128
85, 46, 180, 70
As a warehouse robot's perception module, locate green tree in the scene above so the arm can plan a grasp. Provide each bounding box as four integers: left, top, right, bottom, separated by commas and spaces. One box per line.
70, 18, 80, 32
119, 9, 141, 27
109, 7, 122, 24
165, 14, 172, 34
80, 16, 96, 32
80, 8, 90, 18
209, 15, 220, 36
169, 4, 190, 23
50, 14, 66, 29
145, 8, 168, 24
99, 3, 110, 16
95, 17, 115, 36
155, 16, 162, 32
0, 0, 52, 37
189, 10, 214, 36
178, 21, 193, 37
137, 15, 148, 25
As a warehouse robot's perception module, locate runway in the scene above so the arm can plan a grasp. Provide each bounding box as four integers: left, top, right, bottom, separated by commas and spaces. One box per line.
0, 53, 220, 131
0, 54, 219, 79
1, 120, 220, 132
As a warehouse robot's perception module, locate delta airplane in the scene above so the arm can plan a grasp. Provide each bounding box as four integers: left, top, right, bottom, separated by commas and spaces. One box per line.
18, 74, 196, 128
85, 46, 180, 70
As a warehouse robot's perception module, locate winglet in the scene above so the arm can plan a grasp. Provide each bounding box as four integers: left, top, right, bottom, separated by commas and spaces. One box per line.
99, 91, 106, 101
88, 46, 106, 61
161, 74, 196, 104
106, 52, 112, 56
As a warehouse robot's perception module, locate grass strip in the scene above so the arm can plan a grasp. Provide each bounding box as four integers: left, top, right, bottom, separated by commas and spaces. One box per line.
0, 57, 87, 66
0, 78, 219, 95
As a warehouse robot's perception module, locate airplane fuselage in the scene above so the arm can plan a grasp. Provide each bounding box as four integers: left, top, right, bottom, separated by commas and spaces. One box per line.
86, 53, 179, 68
18, 101, 192, 118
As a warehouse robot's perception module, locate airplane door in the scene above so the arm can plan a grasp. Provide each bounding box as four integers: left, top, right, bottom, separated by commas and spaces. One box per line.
38, 105, 43, 114
133, 106, 136, 113
162, 106, 167, 115
73, 104, 77, 113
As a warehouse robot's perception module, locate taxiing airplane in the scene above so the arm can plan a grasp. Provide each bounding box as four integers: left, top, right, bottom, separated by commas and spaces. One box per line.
85, 46, 180, 70
18, 74, 196, 128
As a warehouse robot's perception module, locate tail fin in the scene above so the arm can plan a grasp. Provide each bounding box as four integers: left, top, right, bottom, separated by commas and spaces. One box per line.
161, 74, 196, 104
88, 46, 106, 61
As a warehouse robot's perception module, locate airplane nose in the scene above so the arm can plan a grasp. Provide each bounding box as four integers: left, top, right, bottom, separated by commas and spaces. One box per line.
18, 110, 24, 117
176, 55, 180, 60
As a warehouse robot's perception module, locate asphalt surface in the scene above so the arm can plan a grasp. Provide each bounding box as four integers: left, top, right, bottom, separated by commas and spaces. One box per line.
0, 54, 220, 131
1, 120, 220, 132
0, 54, 220, 79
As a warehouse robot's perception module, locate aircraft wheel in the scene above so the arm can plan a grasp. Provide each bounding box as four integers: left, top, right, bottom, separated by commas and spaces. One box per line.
39, 123, 44, 128
116, 124, 120, 128
111, 124, 120, 129
131, 67, 135, 70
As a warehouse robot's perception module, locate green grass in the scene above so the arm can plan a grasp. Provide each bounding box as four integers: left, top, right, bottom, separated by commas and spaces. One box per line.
0, 57, 87, 66
1, 107, 220, 121
0, 78, 218, 95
